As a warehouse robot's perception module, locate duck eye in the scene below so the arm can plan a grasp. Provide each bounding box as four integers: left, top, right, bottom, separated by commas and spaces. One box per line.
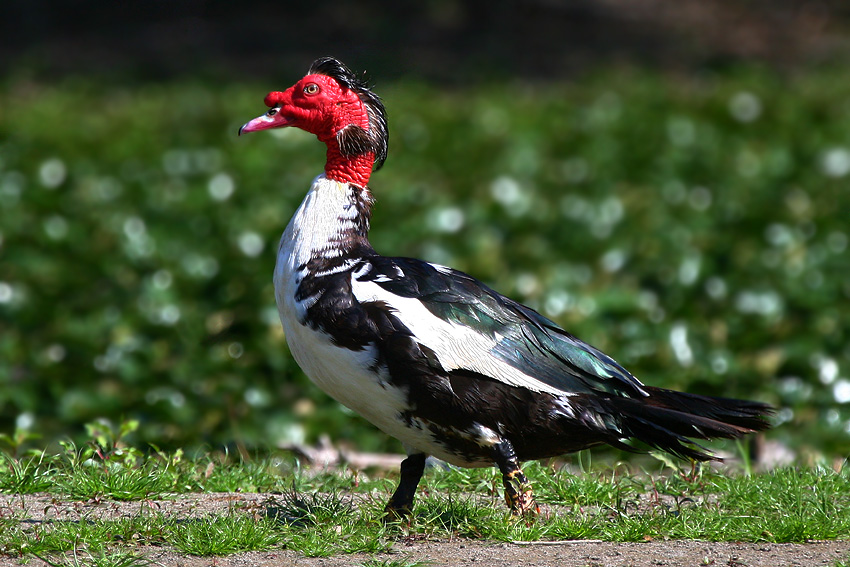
303, 83, 319, 95
267, 107, 279, 116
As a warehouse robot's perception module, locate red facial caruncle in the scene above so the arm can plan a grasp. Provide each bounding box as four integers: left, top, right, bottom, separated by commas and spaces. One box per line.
239, 73, 377, 186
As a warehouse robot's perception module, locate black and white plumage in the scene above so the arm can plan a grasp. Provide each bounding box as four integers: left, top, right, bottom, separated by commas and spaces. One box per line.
239, 57, 772, 516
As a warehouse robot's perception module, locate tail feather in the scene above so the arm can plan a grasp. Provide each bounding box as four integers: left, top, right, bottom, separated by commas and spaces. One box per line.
641, 386, 773, 432
604, 387, 773, 461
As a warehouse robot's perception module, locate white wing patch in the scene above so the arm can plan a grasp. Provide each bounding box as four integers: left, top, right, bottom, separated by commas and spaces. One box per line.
350, 278, 576, 398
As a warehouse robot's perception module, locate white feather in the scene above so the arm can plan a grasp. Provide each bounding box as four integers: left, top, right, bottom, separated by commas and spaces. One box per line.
349, 278, 576, 398
275, 175, 357, 322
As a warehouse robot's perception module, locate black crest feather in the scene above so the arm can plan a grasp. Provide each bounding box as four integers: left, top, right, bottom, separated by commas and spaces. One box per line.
309, 57, 389, 171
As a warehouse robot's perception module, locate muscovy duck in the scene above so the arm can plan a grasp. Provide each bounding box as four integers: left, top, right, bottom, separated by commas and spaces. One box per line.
239, 57, 772, 516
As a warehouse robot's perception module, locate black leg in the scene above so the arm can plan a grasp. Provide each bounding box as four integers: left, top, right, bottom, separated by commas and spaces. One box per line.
493, 440, 539, 516
384, 452, 427, 517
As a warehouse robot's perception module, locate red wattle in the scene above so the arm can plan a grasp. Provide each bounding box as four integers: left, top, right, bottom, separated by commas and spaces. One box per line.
324, 144, 375, 187
264, 91, 287, 107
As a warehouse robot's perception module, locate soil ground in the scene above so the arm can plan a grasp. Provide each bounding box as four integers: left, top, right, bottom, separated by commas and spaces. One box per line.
2, 493, 849, 567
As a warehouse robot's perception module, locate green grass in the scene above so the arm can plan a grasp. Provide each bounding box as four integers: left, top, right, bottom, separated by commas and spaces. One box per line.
165, 514, 283, 555
3, 515, 167, 556
0, 450, 54, 493
35, 549, 153, 567
2, 440, 848, 564
56, 459, 177, 501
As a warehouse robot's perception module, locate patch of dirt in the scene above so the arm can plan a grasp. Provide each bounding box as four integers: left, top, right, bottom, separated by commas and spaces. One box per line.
2, 493, 848, 567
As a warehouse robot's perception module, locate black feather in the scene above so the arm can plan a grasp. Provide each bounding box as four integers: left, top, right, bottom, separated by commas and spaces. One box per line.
349, 254, 773, 463
309, 56, 389, 170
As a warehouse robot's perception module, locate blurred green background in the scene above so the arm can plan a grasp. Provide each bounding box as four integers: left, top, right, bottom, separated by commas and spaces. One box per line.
1, 1, 849, 461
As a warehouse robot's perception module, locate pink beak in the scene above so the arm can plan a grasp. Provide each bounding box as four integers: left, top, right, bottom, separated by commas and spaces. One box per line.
238, 107, 294, 135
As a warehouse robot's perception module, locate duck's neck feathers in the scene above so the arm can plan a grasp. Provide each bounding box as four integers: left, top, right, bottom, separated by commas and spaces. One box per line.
282, 174, 375, 276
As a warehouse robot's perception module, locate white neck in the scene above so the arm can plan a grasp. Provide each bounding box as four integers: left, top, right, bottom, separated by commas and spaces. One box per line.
274, 174, 374, 316
282, 174, 372, 262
